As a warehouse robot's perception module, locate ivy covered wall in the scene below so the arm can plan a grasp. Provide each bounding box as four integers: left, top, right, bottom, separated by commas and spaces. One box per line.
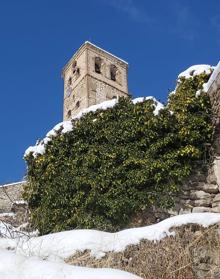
24, 71, 214, 235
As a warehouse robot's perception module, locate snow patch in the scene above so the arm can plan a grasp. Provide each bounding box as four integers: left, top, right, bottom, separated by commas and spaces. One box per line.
25, 143, 46, 158
24, 97, 164, 158
0, 213, 218, 260
0, 249, 141, 279
132, 96, 164, 115
75, 98, 118, 120
169, 64, 215, 97
203, 60, 220, 93
0, 181, 25, 188
13, 200, 28, 205
178, 64, 214, 80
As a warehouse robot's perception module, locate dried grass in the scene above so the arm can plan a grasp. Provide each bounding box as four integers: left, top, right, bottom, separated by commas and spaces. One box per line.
66, 224, 220, 279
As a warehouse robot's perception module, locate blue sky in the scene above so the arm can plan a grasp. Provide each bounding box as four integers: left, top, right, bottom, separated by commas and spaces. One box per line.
1, 0, 220, 184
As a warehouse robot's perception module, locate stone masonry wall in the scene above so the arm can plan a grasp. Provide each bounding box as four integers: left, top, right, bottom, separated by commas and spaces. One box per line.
167, 79, 220, 215
169, 159, 220, 215
0, 182, 25, 213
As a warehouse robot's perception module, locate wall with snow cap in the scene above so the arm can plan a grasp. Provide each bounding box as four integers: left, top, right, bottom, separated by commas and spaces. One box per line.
205, 61, 220, 125
168, 62, 220, 214
148, 63, 220, 217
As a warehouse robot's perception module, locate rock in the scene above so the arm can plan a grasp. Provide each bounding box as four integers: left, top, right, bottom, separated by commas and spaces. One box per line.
187, 182, 219, 194
213, 133, 220, 155
212, 195, 220, 212
179, 207, 192, 214
179, 195, 190, 200
212, 193, 220, 205
192, 207, 212, 213
167, 208, 179, 216
200, 184, 219, 194
191, 172, 207, 182
179, 199, 195, 207
190, 190, 211, 200
211, 207, 220, 213
207, 167, 217, 184
194, 198, 212, 207
214, 158, 220, 188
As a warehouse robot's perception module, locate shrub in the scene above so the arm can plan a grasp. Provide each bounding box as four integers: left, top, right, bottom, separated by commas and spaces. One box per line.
24, 73, 213, 235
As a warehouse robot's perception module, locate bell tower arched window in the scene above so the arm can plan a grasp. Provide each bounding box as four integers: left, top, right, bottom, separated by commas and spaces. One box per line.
110, 64, 117, 81
67, 110, 72, 118
72, 61, 77, 74
95, 57, 102, 74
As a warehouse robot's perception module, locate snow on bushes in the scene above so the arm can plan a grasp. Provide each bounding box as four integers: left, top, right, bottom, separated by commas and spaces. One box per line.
23, 67, 214, 235
24, 97, 164, 158
178, 64, 214, 80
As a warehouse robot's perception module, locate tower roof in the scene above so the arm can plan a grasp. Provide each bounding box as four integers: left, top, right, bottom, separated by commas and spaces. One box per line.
62, 41, 128, 76
84, 41, 128, 64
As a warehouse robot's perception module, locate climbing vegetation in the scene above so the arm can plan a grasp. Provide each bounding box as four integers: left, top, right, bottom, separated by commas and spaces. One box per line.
24, 72, 214, 235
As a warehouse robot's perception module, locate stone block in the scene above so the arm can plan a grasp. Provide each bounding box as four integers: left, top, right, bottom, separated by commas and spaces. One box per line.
212, 194, 220, 213
207, 167, 217, 185
214, 158, 220, 188
167, 208, 179, 216
0, 183, 24, 212
190, 190, 211, 200
200, 184, 219, 194
179, 199, 195, 207
213, 193, 220, 204
179, 208, 192, 214
192, 207, 212, 213
211, 207, 220, 213
194, 198, 212, 207
187, 182, 219, 194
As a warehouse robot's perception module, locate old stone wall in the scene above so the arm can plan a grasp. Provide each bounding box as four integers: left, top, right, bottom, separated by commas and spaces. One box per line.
168, 124, 220, 215
0, 182, 25, 213
164, 68, 220, 216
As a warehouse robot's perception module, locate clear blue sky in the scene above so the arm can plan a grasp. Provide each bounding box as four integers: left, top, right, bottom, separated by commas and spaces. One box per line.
1, 0, 220, 184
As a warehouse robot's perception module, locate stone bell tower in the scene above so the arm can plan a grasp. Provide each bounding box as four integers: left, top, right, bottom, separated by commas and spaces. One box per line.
62, 41, 129, 120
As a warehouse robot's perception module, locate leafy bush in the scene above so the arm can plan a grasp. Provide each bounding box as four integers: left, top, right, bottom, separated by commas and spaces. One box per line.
24, 73, 214, 235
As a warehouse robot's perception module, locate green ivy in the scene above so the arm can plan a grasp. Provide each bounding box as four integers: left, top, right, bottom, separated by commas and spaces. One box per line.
24, 73, 214, 235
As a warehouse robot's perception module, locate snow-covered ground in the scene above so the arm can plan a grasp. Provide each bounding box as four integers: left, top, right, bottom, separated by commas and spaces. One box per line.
1, 213, 220, 259
1, 213, 220, 278
16, 213, 220, 259
7, 63, 220, 278
0, 249, 141, 279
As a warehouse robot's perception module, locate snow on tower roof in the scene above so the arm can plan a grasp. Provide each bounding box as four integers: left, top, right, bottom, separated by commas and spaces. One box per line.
62, 41, 128, 75
84, 41, 128, 65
